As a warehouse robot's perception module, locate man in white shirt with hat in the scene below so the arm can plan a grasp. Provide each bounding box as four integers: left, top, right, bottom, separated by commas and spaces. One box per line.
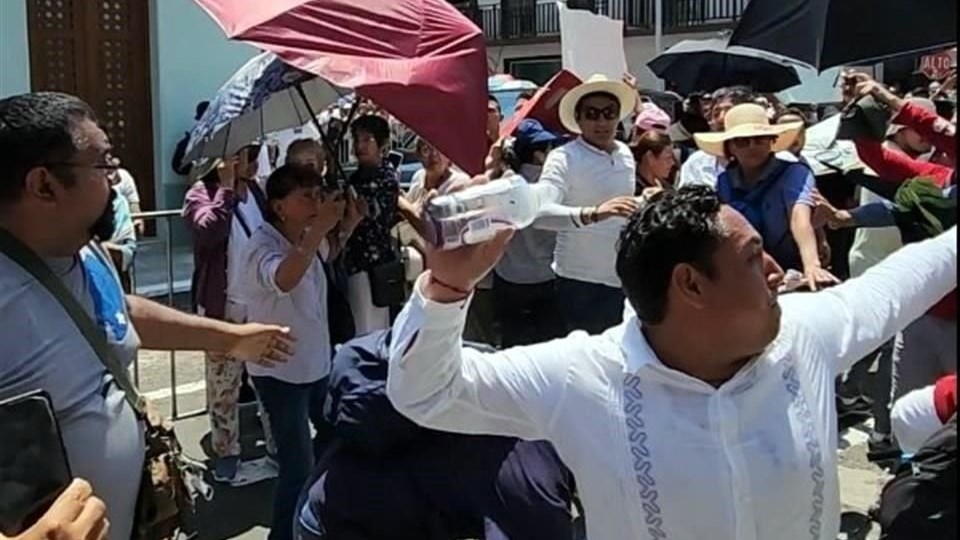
385, 185, 957, 540
532, 74, 642, 334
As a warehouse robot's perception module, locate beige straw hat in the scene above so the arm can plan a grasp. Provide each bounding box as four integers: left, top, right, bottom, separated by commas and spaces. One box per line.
558, 74, 638, 134
694, 103, 803, 157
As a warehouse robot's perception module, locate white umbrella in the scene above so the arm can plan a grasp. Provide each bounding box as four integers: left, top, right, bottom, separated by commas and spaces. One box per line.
183, 52, 345, 164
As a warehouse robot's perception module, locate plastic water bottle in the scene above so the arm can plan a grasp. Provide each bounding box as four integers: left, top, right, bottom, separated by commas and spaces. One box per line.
424, 173, 541, 250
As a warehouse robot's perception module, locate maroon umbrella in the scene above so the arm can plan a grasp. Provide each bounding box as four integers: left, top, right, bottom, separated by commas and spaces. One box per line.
195, 0, 489, 174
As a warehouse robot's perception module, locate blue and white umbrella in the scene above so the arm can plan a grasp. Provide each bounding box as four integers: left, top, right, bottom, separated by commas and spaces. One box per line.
183, 51, 346, 165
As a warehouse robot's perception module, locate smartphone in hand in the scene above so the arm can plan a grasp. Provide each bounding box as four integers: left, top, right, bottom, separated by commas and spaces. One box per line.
0, 390, 72, 536
387, 150, 404, 170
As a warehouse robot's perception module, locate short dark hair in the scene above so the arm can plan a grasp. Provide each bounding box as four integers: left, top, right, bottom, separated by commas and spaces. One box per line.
350, 114, 391, 148
264, 164, 324, 224
712, 86, 755, 106
630, 130, 673, 162
286, 138, 323, 163
775, 108, 809, 127
616, 186, 724, 324
575, 91, 620, 115
0, 92, 96, 203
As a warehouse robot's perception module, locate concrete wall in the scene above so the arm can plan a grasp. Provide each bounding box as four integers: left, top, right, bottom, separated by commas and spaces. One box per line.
150, 0, 256, 210
0, 0, 30, 97
489, 30, 719, 88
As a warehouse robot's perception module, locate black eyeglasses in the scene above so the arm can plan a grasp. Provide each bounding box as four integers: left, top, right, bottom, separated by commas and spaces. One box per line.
581, 105, 619, 122
45, 162, 120, 171
730, 136, 777, 148
44, 161, 122, 183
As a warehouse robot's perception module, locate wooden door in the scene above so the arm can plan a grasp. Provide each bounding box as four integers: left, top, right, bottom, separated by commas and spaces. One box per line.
27, 0, 156, 213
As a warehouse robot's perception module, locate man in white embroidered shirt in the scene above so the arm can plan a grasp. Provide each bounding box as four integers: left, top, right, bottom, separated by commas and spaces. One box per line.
532, 74, 642, 334
387, 186, 957, 540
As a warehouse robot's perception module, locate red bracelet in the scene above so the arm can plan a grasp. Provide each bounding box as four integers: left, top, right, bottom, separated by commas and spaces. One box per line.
427, 273, 472, 296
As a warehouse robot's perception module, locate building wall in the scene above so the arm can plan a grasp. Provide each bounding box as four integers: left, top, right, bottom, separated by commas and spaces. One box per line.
0, 0, 30, 97
488, 30, 719, 88
150, 0, 256, 210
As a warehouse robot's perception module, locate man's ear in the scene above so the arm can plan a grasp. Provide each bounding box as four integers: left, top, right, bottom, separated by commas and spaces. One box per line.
670, 263, 709, 312
22, 167, 57, 201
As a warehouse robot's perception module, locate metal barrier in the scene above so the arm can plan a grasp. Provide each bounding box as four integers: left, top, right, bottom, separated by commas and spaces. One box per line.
128, 209, 207, 421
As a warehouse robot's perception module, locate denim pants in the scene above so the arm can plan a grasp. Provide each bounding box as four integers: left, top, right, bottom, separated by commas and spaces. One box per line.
555, 277, 625, 335
252, 376, 335, 540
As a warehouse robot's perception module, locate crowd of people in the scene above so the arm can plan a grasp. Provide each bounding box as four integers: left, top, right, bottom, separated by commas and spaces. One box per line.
0, 58, 956, 540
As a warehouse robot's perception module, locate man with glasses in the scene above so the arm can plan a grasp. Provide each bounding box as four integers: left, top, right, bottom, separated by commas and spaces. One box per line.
532, 74, 641, 333
0, 92, 292, 540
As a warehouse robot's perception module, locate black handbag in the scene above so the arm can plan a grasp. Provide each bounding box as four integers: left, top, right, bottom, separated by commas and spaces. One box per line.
367, 235, 407, 308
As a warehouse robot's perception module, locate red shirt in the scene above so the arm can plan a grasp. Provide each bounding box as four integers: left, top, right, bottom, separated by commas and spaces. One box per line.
934, 374, 958, 423
853, 103, 957, 320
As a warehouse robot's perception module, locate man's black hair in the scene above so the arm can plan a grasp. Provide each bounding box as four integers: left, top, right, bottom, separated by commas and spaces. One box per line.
0, 92, 96, 203
350, 114, 391, 148
264, 164, 324, 224
616, 185, 725, 325
712, 86, 755, 105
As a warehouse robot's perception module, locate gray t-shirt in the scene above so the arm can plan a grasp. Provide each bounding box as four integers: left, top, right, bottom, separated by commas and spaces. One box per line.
0, 245, 143, 540
494, 164, 557, 285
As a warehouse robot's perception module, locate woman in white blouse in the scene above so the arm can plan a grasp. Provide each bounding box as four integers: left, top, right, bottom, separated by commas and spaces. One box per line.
240, 164, 364, 540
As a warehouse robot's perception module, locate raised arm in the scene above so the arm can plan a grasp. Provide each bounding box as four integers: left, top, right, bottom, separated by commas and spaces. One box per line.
182, 182, 236, 249
780, 227, 957, 375
853, 138, 954, 187
387, 231, 571, 440
892, 102, 957, 160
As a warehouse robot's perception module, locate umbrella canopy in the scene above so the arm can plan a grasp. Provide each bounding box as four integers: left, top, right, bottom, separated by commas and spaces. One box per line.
184, 52, 343, 164
500, 70, 581, 138
729, 0, 957, 70
195, 0, 489, 175
648, 37, 805, 94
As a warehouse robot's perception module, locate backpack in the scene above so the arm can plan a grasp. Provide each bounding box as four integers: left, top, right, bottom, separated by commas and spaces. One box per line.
877, 414, 957, 539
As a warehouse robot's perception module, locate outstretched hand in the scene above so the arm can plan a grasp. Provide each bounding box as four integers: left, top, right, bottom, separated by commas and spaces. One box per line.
223, 323, 295, 366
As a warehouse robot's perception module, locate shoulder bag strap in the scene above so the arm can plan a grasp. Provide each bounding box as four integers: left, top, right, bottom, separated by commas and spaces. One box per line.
0, 228, 147, 416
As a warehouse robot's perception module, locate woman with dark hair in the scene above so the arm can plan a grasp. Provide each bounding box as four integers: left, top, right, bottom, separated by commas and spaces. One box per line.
695, 104, 839, 291
239, 164, 365, 540
631, 130, 676, 193
345, 114, 402, 334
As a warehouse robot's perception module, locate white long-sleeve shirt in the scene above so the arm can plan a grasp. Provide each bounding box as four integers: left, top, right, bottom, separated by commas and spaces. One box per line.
532, 137, 635, 288
387, 227, 957, 540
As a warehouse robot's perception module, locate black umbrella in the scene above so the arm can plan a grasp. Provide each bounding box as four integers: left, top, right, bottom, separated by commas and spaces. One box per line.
648, 37, 804, 94
729, 0, 957, 71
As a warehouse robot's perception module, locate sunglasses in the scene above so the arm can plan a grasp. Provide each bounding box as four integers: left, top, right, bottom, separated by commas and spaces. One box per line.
730, 136, 777, 148
580, 105, 619, 122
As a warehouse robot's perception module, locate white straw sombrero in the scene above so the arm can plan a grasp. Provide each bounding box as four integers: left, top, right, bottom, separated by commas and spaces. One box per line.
694, 103, 802, 157
558, 74, 638, 134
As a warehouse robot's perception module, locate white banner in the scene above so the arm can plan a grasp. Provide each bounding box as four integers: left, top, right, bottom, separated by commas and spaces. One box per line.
558, 1, 627, 81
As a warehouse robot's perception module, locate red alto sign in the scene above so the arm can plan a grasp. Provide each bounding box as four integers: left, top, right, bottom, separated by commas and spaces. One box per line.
919, 49, 957, 79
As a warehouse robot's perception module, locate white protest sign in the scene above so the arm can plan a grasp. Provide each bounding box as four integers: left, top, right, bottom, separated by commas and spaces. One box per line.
558, 1, 628, 80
